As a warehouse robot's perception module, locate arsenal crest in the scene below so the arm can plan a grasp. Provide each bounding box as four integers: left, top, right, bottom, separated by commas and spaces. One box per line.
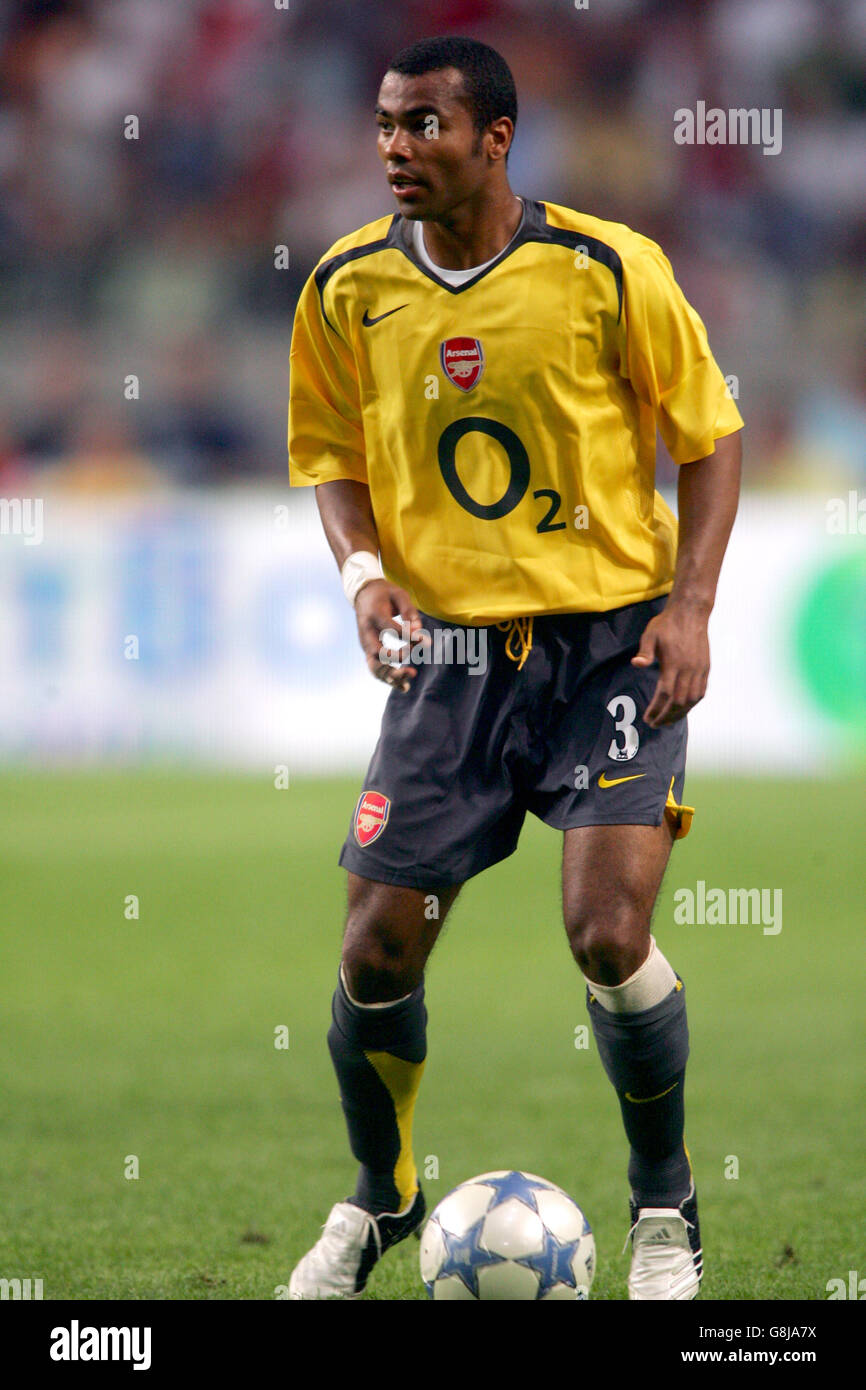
441, 337, 484, 392
353, 789, 391, 847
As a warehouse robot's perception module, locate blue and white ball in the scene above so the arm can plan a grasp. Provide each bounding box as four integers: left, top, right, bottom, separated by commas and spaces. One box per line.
420, 1170, 595, 1300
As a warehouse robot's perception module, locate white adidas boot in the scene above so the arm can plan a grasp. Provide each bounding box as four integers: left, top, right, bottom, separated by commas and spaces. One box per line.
625, 1183, 702, 1300
288, 1189, 426, 1300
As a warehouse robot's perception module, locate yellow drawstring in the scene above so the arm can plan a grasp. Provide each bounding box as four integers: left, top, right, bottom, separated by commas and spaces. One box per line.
496, 616, 534, 670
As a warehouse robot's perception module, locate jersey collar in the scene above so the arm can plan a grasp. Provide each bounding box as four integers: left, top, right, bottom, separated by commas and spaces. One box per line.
387, 197, 547, 295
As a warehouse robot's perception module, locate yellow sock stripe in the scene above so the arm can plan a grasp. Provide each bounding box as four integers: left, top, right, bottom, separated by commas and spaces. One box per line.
364, 1051, 426, 1212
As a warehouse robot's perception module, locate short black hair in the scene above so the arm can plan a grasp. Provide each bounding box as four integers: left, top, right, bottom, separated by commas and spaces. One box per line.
387, 36, 518, 140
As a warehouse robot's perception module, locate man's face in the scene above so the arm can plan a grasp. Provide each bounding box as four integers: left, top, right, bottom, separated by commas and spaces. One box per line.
375, 68, 489, 220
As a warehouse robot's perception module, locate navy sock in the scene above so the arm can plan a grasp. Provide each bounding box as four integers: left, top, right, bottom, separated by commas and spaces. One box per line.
327, 971, 427, 1216
588, 979, 692, 1208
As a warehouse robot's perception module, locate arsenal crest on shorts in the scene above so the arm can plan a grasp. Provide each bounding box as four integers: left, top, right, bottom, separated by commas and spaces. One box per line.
441, 337, 485, 392
353, 789, 391, 847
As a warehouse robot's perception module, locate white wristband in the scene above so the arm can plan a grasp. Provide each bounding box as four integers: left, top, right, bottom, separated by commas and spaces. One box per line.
341, 550, 384, 606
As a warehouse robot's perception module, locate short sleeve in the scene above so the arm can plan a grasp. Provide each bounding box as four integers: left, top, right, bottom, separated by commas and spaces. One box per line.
619, 240, 744, 464
288, 270, 368, 487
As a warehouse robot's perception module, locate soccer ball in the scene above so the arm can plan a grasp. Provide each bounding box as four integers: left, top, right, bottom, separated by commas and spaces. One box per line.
420, 1170, 595, 1300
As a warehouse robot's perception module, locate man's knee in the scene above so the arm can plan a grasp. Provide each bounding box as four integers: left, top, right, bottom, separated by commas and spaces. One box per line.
342, 923, 416, 1002
341, 875, 459, 1003
564, 897, 651, 985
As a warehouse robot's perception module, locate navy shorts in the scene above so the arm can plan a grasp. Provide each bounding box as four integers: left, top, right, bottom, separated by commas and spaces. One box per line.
339, 596, 693, 890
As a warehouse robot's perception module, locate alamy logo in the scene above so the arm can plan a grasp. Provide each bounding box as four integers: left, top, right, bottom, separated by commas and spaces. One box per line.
826, 1270, 866, 1299
673, 881, 782, 935
379, 618, 488, 676
50, 1321, 152, 1371
0, 1276, 43, 1299
674, 102, 782, 156
0, 497, 43, 545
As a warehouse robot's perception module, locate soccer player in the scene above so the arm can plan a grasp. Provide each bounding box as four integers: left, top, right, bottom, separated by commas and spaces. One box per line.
287, 36, 742, 1300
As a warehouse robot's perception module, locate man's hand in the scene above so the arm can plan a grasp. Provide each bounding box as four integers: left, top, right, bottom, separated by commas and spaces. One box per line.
313, 480, 431, 694
632, 600, 711, 728
633, 431, 741, 728
355, 580, 429, 693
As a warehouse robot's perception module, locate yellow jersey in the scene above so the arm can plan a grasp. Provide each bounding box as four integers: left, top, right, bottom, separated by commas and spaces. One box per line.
288, 198, 743, 625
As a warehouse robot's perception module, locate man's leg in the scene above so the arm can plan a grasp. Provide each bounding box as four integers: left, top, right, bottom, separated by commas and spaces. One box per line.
562, 821, 700, 1298
330, 871, 462, 1215
562, 821, 690, 1204
289, 871, 462, 1298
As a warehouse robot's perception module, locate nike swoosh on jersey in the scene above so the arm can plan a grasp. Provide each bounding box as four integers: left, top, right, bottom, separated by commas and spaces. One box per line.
362, 304, 408, 327
598, 772, 647, 789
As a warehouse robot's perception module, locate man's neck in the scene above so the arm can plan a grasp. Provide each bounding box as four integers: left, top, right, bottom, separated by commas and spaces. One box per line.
418, 189, 524, 270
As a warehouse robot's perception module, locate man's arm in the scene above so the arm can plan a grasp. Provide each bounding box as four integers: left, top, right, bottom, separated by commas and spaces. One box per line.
632, 428, 742, 727
315, 479, 427, 693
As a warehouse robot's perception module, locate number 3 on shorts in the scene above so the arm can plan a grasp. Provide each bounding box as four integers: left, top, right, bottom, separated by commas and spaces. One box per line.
606, 694, 639, 762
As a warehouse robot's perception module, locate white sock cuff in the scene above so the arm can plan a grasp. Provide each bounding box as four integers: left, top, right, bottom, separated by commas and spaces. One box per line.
340, 963, 414, 1010
583, 937, 677, 1014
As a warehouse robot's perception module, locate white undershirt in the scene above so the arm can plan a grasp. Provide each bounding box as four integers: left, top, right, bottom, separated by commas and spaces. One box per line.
412, 199, 524, 286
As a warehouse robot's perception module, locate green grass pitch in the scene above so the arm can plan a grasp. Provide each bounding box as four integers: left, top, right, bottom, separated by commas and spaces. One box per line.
1, 770, 863, 1300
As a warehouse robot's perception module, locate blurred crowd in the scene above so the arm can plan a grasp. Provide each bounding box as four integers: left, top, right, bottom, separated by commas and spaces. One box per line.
0, 0, 864, 493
